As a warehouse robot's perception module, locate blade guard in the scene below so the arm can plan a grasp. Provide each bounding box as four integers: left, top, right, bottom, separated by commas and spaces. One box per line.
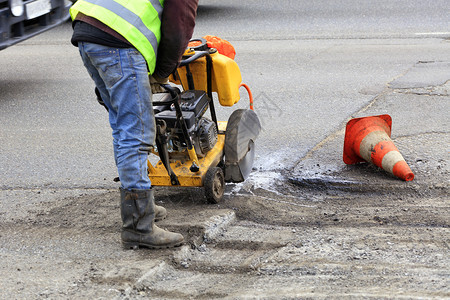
224, 109, 261, 182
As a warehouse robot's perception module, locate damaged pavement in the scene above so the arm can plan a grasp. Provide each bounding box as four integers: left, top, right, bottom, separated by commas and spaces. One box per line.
1, 44, 448, 298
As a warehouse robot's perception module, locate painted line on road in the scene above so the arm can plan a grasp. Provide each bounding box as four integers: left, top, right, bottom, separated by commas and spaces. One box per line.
415, 32, 450, 36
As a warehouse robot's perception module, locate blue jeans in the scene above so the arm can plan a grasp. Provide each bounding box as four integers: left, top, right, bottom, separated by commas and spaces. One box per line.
78, 42, 154, 190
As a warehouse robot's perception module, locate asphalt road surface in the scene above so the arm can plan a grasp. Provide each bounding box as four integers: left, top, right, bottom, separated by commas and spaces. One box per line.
0, 1, 449, 298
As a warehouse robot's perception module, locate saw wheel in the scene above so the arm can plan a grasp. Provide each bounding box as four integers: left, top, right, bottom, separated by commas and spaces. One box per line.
224, 109, 261, 183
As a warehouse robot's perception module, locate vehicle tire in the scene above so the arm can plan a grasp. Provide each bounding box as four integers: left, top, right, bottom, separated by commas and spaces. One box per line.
204, 167, 225, 204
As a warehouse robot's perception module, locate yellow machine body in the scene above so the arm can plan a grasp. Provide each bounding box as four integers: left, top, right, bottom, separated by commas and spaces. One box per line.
148, 122, 227, 186
170, 51, 242, 107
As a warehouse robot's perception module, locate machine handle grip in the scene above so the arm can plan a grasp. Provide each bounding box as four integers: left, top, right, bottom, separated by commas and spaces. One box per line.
179, 50, 210, 67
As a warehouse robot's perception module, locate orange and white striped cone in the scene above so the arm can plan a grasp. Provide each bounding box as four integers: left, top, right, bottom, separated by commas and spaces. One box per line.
343, 114, 414, 181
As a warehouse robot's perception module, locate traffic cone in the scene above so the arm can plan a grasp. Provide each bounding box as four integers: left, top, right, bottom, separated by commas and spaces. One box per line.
343, 114, 414, 181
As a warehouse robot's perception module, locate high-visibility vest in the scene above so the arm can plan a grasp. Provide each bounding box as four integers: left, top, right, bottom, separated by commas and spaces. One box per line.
70, 0, 164, 74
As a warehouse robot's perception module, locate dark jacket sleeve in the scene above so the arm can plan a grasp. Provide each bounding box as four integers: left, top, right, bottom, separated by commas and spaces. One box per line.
153, 0, 199, 78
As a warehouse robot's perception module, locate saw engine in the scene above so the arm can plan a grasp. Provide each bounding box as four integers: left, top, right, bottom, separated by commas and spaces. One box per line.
154, 90, 218, 157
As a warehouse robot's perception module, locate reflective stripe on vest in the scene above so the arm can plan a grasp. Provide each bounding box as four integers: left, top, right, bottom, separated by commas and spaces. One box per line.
70, 0, 164, 73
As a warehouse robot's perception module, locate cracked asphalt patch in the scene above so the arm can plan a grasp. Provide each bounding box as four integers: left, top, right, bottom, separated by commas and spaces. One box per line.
389, 61, 449, 97
389, 61, 450, 90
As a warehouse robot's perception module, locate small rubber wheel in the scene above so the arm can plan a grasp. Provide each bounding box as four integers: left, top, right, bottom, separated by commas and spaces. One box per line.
204, 167, 225, 204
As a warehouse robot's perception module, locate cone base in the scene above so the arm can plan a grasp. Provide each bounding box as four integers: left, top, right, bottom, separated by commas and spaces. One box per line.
343, 114, 392, 164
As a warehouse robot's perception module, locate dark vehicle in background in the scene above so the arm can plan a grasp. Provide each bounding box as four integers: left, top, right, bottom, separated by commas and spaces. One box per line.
0, 0, 71, 50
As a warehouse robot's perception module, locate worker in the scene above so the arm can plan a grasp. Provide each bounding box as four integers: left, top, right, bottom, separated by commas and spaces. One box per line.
69, 0, 199, 249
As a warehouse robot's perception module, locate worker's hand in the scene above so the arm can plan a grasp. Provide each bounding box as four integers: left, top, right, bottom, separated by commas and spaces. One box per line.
150, 74, 169, 94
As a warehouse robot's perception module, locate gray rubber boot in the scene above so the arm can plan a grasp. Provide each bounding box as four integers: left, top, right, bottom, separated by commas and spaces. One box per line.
120, 188, 184, 249
154, 204, 167, 222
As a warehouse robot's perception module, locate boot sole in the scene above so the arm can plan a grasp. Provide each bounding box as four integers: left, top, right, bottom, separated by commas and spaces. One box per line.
122, 241, 183, 250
